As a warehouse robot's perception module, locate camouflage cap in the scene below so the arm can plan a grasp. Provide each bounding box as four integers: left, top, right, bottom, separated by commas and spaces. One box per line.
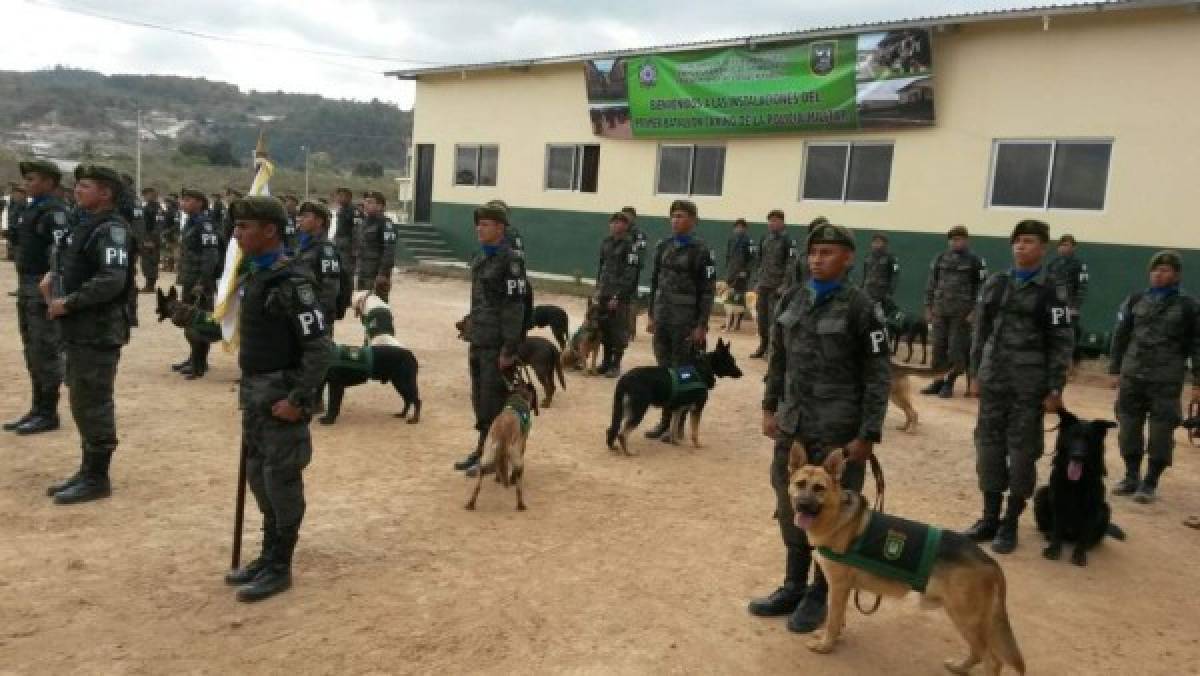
180, 188, 208, 205
473, 203, 509, 226
669, 199, 698, 218
484, 198, 509, 214
364, 190, 387, 206
808, 216, 831, 231
298, 200, 331, 225
807, 223, 856, 251
19, 159, 62, 183
1058, 234, 1077, 245
608, 211, 630, 225
1149, 249, 1182, 272
947, 225, 969, 238
73, 164, 124, 196
229, 196, 288, 228
1010, 219, 1050, 243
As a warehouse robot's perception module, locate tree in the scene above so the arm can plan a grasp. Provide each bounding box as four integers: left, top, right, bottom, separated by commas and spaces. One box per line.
352, 161, 384, 178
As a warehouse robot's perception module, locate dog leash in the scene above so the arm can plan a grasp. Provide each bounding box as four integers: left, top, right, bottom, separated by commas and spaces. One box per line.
854, 453, 887, 616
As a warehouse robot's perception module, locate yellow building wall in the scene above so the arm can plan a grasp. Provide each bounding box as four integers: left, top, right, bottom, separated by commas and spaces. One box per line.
412, 7, 1200, 249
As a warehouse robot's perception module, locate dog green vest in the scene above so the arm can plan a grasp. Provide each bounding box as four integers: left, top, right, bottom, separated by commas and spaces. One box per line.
667, 366, 707, 404
818, 512, 943, 593
505, 395, 532, 436
331, 344, 374, 375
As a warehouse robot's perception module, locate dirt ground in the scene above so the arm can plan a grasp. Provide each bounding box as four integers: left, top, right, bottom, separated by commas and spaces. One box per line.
1, 265, 1198, 675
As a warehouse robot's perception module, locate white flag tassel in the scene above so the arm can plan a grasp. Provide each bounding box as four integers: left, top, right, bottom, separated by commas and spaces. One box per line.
212, 130, 274, 349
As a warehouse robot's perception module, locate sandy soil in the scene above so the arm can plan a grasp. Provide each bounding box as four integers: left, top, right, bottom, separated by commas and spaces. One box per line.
1, 265, 1198, 675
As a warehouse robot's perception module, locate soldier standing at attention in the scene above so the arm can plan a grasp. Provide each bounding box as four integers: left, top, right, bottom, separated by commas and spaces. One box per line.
6, 185, 27, 263
160, 193, 180, 272
724, 218, 755, 330
139, 187, 162, 293
5, 160, 68, 436
619, 205, 647, 347
453, 203, 530, 476
217, 197, 331, 602
41, 164, 134, 505
282, 195, 301, 254
750, 223, 891, 633
356, 191, 397, 301
1109, 251, 1200, 504
643, 199, 716, 439
174, 189, 220, 379
1047, 234, 1089, 373
750, 210, 794, 359
332, 187, 361, 283
922, 225, 987, 398
964, 220, 1073, 554
860, 233, 900, 314
296, 201, 349, 329
209, 192, 226, 235
594, 211, 639, 378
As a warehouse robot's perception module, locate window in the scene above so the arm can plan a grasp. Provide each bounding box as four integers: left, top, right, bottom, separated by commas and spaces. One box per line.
453, 144, 498, 187
988, 140, 1112, 210
545, 144, 600, 192
655, 144, 726, 196
801, 142, 894, 202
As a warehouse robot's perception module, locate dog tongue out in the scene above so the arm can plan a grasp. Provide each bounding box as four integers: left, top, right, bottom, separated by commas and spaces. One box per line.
1067, 460, 1083, 482
794, 513, 815, 530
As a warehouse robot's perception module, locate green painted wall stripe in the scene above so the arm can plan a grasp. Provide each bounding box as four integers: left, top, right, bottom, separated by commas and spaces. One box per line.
430, 201, 1198, 335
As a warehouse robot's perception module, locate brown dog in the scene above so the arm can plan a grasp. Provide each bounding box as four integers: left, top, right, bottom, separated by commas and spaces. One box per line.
561, 300, 603, 374
466, 382, 538, 512
889, 364, 920, 433
788, 446, 1025, 675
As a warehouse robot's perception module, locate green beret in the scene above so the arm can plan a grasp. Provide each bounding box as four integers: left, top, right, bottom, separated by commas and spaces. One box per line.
1010, 219, 1050, 243
669, 199, 697, 218
807, 223, 856, 251
1058, 234, 1077, 245
473, 204, 509, 226
808, 216, 830, 231
229, 196, 287, 228
20, 159, 62, 183
365, 190, 387, 206
73, 164, 124, 195
947, 225, 969, 239
1149, 250, 1182, 272
609, 211, 629, 225
298, 200, 331, 225
485, 199, 510, 214
180, 188, 208, 206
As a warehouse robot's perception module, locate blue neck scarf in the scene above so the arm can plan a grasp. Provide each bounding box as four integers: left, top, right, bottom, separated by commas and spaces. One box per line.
481, 244, 499, 257
297, 232, 313, 250
674, 234, 693, 246
1012, 266, 1041, 283
1147, 284, 1179, 299
30, 195, 48, 207
250, 248, 283, 271
808, 278, 842, 304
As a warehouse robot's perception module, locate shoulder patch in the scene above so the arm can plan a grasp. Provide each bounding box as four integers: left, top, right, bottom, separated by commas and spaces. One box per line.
109, 225, 127, 246
509, 260, 524, 277
53, 211, 67, 226
296, 283, 316, 306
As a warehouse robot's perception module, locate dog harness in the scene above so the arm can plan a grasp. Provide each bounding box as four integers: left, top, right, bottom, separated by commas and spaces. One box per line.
505, 395, 533, 436
818, 512, 943, 593
363, 307, 394, 343
331, 344, 374, 376
667, 366, 708, 405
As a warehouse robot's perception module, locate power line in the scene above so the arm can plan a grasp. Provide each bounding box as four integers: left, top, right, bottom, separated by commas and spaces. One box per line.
24, 0, 449, 67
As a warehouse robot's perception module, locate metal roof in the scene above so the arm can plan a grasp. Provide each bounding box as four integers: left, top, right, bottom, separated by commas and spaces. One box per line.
385, 0, 1196, 79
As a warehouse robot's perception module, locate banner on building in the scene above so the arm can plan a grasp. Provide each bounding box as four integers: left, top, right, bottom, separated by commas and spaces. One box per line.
584, 29, 934, 138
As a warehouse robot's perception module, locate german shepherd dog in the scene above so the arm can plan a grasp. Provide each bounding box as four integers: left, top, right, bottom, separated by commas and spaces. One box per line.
532, 304, 570, 350
465, 381, 538, 512
1033, 410, 1125, 566
455, 318, 566, 408
888, 309, 929, 364
605, 339, 742, 455
561, 300, 603, 374
789, 446, 1025, 675
319, 345, 421, 425
715, 280, 758, 332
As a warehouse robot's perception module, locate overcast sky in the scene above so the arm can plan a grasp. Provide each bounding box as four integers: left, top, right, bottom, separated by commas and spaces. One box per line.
4, 0, 1085, 109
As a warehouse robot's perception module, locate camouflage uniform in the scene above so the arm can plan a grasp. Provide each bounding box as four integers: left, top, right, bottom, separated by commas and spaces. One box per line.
1109, 282, 1200, 493
627, 223, 649, 335
177, 210, 221, 374
595, 231, 640, 369
467, 241, 529, 434
139, 199, 161, 289
333, 203, 361, 280
295, 232, 347, 329
355, 213, 397, 300
12, 194, 68, 429
753, 229, 796, 355
5, 194, 26, 261
647, 236, 716, 367
860, 246, 900, 314
925, 248, 986, 373
724, 231, 755, 291
160, 199, 180, 272
1047, 251, 1089, 360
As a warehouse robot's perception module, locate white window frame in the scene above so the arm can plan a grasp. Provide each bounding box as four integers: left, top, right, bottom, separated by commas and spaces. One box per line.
985, 138, 1114, 212
799, 141, 894, 204
653, 144, 726, 197
544, 144, 599, 192
452, 143, 499, 187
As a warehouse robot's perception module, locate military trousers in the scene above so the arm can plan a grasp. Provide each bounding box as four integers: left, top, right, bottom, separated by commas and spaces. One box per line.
930, 310, 971, 372
65, 343, 121, 455
599, 299, 630, 355
140, 240, 159, 286
1116, 377, 1182, 467
652, 321, 700, 368
974, 385, 1045, 500
242, 400, 312, 548
469, 345, 508, 433
17, 280, 64, 404
755, 287, 780, 350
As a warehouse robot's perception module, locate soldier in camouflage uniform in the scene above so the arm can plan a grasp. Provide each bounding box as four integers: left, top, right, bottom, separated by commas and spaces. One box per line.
42, 164, 134, 505
296, 201, 350, 328
1109, 250, 1200, 504
644, 199, 716, 439
964, 220, 1073, 554
173, 189, 221, 379
620, 206, 647, 345
4, 160, 68, 436
750, 209, 795, 359
723, 218, 755, 331
213, 196, 332, 602
356, 191, 397, 301
859, 233, 900, 315
750, 223, 891, 633
922, 225, 987, 398
6, 185, 27, 262
594, 211, 640, 377
332, 187, 361, 282
160, 193, 180, 272
282, 194, 300, 255
453, 203, 530, 475
139, 187, 162, 292
1047, 234, 1089, 371
118, 174, 142, 329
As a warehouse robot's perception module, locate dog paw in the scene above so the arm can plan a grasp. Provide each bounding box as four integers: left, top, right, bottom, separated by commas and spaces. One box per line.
465, 502, 476, 511
806, 634, 835, 654
517, 504, 527, 512
1071, 549, 1088, 567
942, 659, 972, 675
406, 418, 419, 425
1042, 544, 1062, 560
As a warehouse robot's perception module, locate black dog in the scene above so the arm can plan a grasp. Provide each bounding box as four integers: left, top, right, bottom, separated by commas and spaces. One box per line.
1033, 410, 1125, 566
887, 309, 928, 364
320, 345, 421, 425
532, 305, 570, 351
605, 339, 742, 454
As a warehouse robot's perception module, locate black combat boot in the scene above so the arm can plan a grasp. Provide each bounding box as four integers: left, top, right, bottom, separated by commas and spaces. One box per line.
46, 448, 87, 497
788, 571, 828, 633
1114, 455, 1141, 496
1134, 460, 1167, 504
171, 356, 192, 372
454, 431, 487, 470
16, 388, 60, 435
963, 491, 1003, 541
226, 522, 276, 586
748, 549, 808, 617
184, 341, 209, 380
53, 452, 113, 505
991, 496, 1025, 555
749, 343, 767, 359
937, 373, 959, 399
644, 410, 671, 439
3, 385, 36, 431
920, 378, 945, 395
237, 536, 295, 602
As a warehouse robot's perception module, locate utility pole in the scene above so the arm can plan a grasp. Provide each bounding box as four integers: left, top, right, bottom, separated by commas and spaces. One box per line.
301, 145, 310, 200
135, 109, 142, 195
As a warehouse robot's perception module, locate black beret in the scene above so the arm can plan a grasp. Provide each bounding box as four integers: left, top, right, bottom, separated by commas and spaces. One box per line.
1149, 250, 1182, 272
229, 196, 287, 228
180, 188, 208, 206
1010, 219, 1050, 243
621, 206, 637, 218
807, 223, 856, 251
1058, 234, 1076, 245
947, 225, 969, 238
73, 164, 124, 195
808, 216, 830, 231
473, 204, 509, 226
669, 199, 697, 218
609, 211, 629, 225
365, 190, 387, 206
298, 200, 331, 225
767, 209, 785, 220
20, 159, 62, 183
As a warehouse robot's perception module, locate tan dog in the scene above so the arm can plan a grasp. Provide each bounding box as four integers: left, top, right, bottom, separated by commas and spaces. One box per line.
889, 364, 920, 433
466, 382, 538, 512
788, 446, 1024, 675
561, 300, 603, 374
